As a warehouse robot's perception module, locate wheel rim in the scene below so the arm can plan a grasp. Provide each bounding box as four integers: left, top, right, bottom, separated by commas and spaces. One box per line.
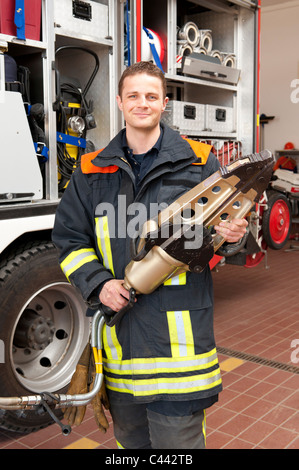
245, 250, 265, 268
245, 239, 267, 268
269, 199, 291, 245
10, 282, 90, 393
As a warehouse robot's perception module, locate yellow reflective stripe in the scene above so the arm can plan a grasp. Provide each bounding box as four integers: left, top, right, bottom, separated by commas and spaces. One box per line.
103, 348, 218, 375
163, 272, 186, 286
60, 248, 98, 280
105, 368, 222, 396
116, 440, 125, 449
103, 324, 122, 361
95, 216, 115, 276
167, 310, 194, 357
167, 311, 179, 356
202, 409, 206, 447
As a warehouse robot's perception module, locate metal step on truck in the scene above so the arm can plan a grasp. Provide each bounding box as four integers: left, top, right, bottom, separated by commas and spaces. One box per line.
0, 0, 285, 433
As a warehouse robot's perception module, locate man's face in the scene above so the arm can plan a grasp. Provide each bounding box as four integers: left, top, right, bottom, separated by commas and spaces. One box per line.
116, 73, 168, 132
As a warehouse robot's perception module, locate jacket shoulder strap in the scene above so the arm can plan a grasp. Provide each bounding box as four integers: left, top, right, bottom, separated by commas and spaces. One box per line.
81, 150, 119, 174
183, 138, 212, 165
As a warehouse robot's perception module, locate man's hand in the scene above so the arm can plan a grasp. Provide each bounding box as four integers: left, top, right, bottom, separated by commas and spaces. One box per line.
214, 218, 248, 243
99, 279, 133, 311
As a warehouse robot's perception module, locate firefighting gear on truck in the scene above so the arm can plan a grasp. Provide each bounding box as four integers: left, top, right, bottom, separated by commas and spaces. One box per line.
0, 149, 274, 434
53, 45, 99, 192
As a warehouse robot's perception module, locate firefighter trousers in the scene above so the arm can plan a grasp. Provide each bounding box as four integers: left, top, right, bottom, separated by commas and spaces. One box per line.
109, 397, 207, 449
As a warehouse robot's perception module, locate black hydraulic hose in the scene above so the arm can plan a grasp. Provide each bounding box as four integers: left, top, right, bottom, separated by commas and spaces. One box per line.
55, 46, 100, 97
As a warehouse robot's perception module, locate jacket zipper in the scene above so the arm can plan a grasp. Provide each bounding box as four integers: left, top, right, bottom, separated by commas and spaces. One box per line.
134, 155, 196, 203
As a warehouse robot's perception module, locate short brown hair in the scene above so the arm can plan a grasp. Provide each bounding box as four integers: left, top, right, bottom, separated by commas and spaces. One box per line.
118, 61, 166, 98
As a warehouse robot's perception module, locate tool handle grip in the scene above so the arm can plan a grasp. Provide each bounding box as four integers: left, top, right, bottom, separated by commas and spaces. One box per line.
102, 288, 136, 327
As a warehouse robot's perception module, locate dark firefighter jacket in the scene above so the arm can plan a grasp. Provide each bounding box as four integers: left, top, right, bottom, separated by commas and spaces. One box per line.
52, 123, 223, 403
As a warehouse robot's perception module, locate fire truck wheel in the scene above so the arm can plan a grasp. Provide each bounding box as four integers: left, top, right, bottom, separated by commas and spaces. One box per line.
0, 240, 90, 433
262, 191, 292, 250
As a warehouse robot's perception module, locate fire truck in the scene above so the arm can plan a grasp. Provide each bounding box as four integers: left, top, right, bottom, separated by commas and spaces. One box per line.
0, 0, 288, 433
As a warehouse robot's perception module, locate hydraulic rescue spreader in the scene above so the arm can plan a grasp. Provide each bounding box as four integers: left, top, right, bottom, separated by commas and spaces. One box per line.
102, 148, 275, 326
0, 149, 274, 434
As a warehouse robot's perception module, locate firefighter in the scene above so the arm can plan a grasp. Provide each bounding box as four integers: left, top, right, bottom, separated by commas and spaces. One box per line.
52, 61, 247, 449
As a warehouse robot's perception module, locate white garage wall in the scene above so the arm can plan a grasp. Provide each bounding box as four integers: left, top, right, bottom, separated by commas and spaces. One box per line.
260, 0, 299, 152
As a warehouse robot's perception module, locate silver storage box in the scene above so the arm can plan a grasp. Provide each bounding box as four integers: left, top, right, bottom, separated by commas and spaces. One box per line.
54, 0, 108, 39
162, 100, 205, 133
182, 54, 241, 86
205, 105, 234, 134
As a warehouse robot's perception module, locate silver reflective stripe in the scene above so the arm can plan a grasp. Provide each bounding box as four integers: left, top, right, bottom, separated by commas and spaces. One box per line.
167, 310, 194, 357
105, 368, 222, 396
163, 272, 186, 286
60, 248, 98, 280
175, 312, 188, 356
103, 349, 218, 375
103, 324, 122, 360
62, 251, 91, 273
